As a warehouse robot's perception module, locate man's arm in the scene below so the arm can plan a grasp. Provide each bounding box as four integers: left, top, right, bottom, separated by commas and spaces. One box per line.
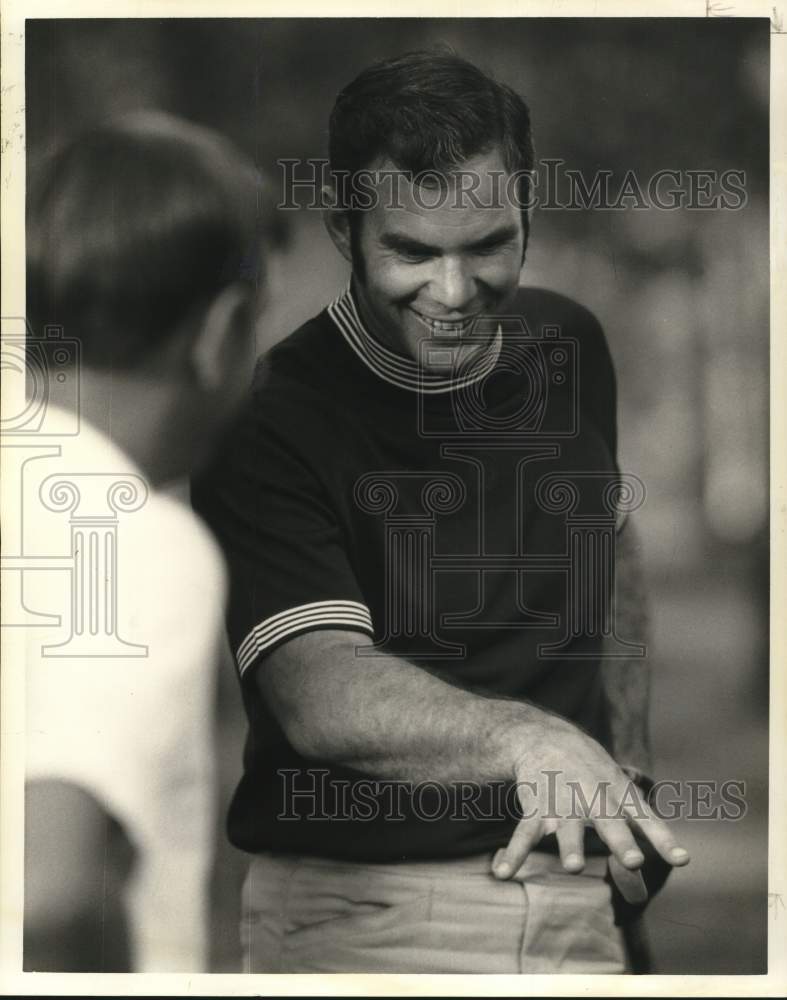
602, 515, 653, 778
257, 630, 689, 878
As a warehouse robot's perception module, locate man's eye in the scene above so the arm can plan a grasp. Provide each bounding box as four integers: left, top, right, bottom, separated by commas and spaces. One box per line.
398, 250, 431, 263
473, 242, 508, 256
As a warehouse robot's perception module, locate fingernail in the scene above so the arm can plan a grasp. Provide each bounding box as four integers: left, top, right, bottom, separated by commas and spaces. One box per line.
623, 849, 644, 867
671, 847, 690, 864
565, 853, 583, 871
493, 854, 512, 878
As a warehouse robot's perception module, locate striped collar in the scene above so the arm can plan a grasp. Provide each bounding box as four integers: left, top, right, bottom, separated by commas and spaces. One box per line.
327, 283, 502, 395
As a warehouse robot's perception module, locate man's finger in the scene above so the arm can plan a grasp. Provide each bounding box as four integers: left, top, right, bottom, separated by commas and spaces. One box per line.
493, 818, 543, 880
607, 855, 648, 904
625, 804, 691, 868
556, 820, 585, 873
593, 817, 644, 869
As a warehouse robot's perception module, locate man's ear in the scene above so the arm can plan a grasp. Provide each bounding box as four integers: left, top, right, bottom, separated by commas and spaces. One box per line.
322, 185, 353, 264
190, 283, 250, 392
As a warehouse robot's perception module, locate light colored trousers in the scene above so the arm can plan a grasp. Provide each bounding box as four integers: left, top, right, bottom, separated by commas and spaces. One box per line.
240, 850, 625, 974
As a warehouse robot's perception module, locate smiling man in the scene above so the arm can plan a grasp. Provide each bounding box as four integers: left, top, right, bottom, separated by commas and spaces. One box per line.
332, 148, 525, 377
193, 50, 688, 974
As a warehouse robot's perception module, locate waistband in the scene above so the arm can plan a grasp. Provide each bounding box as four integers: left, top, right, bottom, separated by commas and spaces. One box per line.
249, 849, 609, 882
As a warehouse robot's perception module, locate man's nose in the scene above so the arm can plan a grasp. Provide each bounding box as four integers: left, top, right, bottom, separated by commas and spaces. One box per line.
429, 257, 476, 312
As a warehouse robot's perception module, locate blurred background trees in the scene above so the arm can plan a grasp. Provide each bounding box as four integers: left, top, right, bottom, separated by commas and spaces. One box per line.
26, 17, 769, 972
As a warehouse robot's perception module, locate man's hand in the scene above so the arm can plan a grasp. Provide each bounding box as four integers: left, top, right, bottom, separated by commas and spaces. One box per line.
491, 717, 689, 887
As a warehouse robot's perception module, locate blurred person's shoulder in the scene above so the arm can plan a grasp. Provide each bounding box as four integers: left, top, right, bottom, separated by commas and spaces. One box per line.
143, 484, 224, 568
40, 406, 226, 601
127, 484, 228, 617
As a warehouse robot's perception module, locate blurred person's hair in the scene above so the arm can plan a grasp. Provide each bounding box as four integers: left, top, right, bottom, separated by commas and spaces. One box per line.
328, 48, 535, 244
27, 111, 273, 370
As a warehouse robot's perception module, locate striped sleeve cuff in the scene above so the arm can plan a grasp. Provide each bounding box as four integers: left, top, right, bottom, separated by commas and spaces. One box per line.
236, 600, 374, 677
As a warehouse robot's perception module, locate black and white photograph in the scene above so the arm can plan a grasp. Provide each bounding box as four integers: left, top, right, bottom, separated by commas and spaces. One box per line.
0, 2, 783, 994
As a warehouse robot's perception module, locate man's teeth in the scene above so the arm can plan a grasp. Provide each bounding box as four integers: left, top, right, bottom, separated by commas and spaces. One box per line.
419, 315, 473, 334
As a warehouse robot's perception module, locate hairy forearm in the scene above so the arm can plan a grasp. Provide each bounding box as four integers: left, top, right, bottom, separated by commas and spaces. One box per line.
256, 552, 690, 883
255, 616, 691, 885
257, 630, 573, 784
602, 515, 653, 775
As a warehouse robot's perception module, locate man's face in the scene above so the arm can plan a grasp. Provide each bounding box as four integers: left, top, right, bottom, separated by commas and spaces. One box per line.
350, 148, 526, 373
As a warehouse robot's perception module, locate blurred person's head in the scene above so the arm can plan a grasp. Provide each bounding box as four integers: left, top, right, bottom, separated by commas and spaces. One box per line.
27, 110, 273, 483
323, 49, 534, 374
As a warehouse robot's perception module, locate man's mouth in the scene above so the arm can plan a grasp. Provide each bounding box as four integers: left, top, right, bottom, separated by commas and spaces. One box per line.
411, 310, 478, 337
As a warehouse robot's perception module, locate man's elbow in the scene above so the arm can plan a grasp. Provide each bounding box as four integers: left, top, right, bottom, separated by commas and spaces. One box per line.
283, 712, 335, 761
267, 689, 348, 762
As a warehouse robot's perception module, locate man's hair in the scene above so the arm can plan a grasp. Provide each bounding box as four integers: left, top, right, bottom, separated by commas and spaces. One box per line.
329, 49, 535, 240
27, 111, 269, 370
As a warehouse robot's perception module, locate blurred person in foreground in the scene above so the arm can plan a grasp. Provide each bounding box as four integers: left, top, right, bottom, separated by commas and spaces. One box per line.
23, 112, 271, 971
194, 50, 690, 973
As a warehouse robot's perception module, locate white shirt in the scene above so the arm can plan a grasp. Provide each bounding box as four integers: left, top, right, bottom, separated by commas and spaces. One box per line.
24, 405, 227, 971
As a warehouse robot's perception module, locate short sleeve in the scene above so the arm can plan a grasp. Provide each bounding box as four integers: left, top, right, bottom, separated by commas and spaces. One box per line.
192, 389, 374, 682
